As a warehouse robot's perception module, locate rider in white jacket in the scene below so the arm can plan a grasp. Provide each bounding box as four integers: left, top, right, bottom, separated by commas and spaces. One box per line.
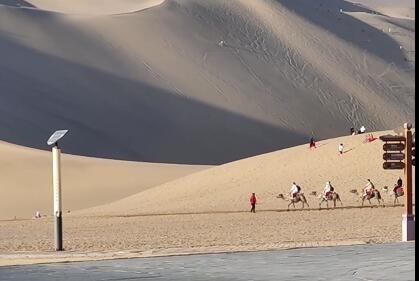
290, 182, 300, 198
323, 181, 334, 198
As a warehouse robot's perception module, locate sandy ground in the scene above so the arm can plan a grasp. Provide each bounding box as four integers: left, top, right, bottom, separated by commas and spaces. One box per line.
0, 206, 408, 266
80, 131, 415, 216
0, 0, 415, 267
0, 141, 209, 220
0, 0, 414, 164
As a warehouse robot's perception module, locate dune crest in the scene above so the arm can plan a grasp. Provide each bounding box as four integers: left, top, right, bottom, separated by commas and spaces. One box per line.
0, 141, 209, 220
0, 0, 415, 165
0, 0, 165, 15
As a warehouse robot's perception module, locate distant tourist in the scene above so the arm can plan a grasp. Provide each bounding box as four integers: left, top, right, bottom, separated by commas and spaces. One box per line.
393, 177, 403, 194
323, 181, 335, 198
309, 136, 316, 149
338, 143, 344, 155
290, 182, 301, 199
358, 126, 366, 134
366, 133, 375, 143
363, 179, 375, 197
250, 193, 257, 213
34, 211, 41, 219
350, 127, 356, 135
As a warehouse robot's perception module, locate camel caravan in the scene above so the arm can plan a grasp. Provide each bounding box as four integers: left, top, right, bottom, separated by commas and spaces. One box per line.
274, 178, 405, 211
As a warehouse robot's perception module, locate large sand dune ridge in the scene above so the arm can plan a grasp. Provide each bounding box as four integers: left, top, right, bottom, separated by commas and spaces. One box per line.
0, 0, 415, 164
0, 140, 209, 220
80, 130, 415, 216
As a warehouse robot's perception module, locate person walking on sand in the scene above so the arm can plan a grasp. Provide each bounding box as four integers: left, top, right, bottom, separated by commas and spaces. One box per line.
250, 193, 257, 213
338, 143, 344, 155
309, 136, 316, 149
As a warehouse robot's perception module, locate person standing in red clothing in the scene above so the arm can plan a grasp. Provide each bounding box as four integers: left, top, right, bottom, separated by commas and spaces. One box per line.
309, 137, 316, 149
250, 193, 257, 213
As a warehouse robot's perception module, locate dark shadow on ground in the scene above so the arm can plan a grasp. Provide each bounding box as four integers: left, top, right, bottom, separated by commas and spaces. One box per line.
276, 0, 410, 67
0, 33, 308, 165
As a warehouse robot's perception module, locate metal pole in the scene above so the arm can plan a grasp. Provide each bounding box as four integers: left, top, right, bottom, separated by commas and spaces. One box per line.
402, 123, 414, 241
52, 144, 63, 251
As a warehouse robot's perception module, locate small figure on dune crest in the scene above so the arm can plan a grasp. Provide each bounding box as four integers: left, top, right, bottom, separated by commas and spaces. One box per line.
309, 136, 316, 149
250, 193, 257, 213
350, 127, 356, 136
218, 40, 225, 47
338, 143, 344, 155
364, 133, 376, 143
358, 125, 366, 134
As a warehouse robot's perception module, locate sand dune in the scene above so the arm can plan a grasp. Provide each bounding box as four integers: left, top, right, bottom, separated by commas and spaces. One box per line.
352, 0, 415, 19
1, 131, 414, 255
0, 0, 165, 15
81, 130, 415, 216
0, 0, 414, 164
0, 141, 209, 220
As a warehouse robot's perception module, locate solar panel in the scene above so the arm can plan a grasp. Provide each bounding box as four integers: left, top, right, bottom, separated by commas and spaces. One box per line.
47, 130, 68, 146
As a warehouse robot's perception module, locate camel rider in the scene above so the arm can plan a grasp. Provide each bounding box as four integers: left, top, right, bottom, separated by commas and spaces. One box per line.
393, 177, 403, 194
323, 181, 334, 198
290, 182, 301, 199
363, 179, 375, 197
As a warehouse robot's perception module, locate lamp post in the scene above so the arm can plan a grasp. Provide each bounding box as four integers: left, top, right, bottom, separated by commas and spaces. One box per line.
47, 130, 68, 251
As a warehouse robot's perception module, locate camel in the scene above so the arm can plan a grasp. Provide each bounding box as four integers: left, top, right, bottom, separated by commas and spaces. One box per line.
318, 192, 343, 209
361, 189, 384, 207
277, 193, 309, 210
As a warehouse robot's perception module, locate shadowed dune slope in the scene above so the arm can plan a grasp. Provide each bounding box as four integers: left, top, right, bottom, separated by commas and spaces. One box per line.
0, 141, 209, 220
80, 130, 415, 216
0, 0, 415, 164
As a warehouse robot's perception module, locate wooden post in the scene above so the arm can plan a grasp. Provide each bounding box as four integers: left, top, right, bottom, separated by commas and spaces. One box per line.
402, 123, 414, 241
404, 125, 413, 215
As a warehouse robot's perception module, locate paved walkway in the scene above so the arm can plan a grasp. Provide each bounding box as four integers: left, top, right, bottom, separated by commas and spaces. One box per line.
0, 242, 414, 281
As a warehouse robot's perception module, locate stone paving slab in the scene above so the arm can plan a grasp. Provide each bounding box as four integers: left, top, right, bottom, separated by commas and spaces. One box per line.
0, 242, 414, 281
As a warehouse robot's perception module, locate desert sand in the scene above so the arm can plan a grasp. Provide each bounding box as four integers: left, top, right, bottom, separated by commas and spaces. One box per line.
0, 0, 415, 164
80, 130, 415, 216
0, 140, 209, 220
0, 0, 415, 267
0, 130, 415, 265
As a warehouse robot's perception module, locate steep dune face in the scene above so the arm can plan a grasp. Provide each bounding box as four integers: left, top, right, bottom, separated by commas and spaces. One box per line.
0, 0, 165, 15
0, 0, 415, 164
80, 130, 415, 216
0, 141, 209, 220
